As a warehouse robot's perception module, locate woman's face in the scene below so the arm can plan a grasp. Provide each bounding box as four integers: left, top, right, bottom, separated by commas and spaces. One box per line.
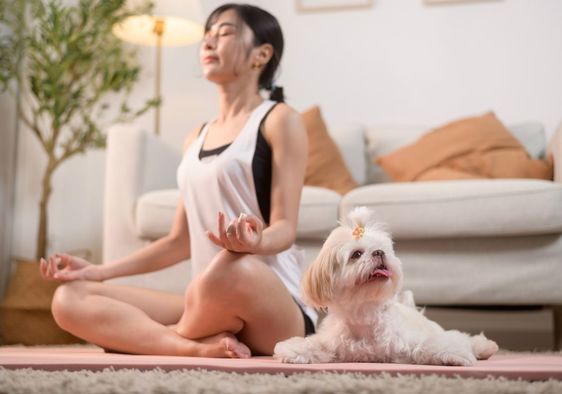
200, 9, 255, 85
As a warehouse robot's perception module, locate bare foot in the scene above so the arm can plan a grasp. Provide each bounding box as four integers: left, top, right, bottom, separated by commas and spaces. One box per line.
198, 332, 252, 359
171, 327, 251, 359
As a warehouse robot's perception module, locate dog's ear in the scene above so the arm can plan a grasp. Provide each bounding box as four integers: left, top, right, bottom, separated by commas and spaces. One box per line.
302, 246, 339, 309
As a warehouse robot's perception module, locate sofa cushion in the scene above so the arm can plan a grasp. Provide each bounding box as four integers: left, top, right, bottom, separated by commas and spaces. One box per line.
509, 121, 546, 159
366, 121, 547, 183
302, 106, 358, 194
298, 186, 341, 239
375, 112, 553, 182
340, 179, 562, 239
136, 189, 179, 240
328, 124, 367, 185
136, 186, 340, 241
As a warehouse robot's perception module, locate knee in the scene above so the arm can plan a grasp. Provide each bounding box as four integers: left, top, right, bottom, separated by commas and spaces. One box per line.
194, 251, 264, 298
51, 281, 88, 329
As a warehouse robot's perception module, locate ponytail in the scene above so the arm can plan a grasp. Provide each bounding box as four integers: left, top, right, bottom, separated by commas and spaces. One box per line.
268, 85, 285, 103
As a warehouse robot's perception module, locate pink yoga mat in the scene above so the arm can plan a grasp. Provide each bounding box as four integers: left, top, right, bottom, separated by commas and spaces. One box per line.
1, 347, 561, 381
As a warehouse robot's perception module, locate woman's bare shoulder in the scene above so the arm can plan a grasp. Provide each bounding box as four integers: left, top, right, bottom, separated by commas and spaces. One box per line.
263, 103, 306, 140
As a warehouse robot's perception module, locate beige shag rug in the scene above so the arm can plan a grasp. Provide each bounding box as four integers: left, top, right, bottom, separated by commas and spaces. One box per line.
1, 367, 562, 394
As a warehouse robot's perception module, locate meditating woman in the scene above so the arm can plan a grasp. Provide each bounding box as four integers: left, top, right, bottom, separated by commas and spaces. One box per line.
39, 3, 316, 358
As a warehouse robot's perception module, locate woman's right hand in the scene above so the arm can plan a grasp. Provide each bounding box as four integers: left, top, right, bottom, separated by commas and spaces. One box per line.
39, 253, 104, 282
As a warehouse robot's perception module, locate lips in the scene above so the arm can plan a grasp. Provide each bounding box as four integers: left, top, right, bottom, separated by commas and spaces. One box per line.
202, 55, 218, 64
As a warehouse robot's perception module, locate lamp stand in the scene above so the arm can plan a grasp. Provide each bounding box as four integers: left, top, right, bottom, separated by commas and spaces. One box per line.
153, 18, 164, 136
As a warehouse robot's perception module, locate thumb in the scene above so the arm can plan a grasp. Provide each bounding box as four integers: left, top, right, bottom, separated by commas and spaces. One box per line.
54, 270, 80, 281
244, 214, 263, 231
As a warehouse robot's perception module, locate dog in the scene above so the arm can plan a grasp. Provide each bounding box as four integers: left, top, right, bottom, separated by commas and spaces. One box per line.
274, 207, 498, 366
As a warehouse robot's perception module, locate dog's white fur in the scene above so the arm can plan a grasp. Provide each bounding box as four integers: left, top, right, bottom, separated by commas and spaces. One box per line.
274, 207, 498, 366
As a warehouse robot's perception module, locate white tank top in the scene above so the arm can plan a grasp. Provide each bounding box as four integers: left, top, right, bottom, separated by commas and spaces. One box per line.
176, 100, 317, 326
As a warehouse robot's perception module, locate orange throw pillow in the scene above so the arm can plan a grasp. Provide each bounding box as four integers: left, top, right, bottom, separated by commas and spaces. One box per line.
376, 112, 553, 182
301, 106, 358, 195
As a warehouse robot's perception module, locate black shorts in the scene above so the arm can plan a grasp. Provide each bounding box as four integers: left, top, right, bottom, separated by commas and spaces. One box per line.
295, 301, 316, 336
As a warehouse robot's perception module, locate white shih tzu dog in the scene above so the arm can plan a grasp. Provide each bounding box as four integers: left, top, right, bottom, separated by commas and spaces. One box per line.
274, 207, 498, 366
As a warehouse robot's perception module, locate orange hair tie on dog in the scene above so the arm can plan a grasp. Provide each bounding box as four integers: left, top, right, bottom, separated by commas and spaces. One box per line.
352, 225, 365, 240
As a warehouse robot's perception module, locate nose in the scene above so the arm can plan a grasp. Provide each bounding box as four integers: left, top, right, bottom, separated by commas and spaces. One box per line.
202, 34, 216, 50
372, 250, 385, 258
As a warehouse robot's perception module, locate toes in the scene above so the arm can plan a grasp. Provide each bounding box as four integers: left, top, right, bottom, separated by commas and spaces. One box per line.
223, 337, 251, 359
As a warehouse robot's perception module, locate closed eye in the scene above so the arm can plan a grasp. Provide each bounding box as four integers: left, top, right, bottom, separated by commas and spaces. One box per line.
350, 250, 363, 261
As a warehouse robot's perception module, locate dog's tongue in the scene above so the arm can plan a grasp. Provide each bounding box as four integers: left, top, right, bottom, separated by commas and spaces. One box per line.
373, 268, 392, 278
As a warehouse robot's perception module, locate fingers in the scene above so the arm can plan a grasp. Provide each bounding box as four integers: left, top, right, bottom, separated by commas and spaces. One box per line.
209, 212, 245, 252
50, 255, 62, 273
207, 212, 226, 248
207, 212, 239, 250
236, 214, 247, 244
225, 218, 238, 240
46, 256, 55, 277
224, 218, 243, 250
39, 258, 50, 280
39, 254, 75, 281
207, 231, 224, 248
54, 253, 77, 268
209, 211, 238, 247
244, 214, 263, 232
52, 270, 77, 281
39, 256, 61, 281
50, 255, 60, 278
217, 211, 226, 238
208, 212, 263, 253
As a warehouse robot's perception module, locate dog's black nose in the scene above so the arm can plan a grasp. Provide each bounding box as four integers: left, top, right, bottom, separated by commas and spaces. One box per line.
372, 250, 385, 258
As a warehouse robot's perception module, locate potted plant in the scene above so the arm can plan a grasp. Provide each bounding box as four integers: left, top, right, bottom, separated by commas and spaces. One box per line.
0, 0, 157, 344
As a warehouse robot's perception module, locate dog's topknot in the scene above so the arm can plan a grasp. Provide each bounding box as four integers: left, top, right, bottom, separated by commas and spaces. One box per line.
347, 206, 375, 229
346, 206, 389, 237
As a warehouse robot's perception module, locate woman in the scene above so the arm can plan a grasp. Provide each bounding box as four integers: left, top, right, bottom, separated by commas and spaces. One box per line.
39, 3, 316, 358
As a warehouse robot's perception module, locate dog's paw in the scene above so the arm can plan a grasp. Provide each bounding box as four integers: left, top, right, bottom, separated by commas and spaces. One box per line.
275, 353, 315, 364
273, 337, 314, 364
471, 333, 499, 360
274, 336, 334, 364
436, 351, 477, 367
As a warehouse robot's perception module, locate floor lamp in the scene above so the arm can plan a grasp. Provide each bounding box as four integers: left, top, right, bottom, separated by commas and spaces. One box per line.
112, 1, 203, 136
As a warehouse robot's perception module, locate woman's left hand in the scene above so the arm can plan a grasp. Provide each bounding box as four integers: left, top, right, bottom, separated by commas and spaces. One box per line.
207, 212, 264, 254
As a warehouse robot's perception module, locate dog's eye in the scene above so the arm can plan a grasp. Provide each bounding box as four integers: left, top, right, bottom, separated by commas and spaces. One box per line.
350, 250, 363, 261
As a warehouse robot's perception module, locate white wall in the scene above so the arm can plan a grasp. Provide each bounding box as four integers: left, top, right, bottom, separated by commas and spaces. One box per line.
11, 0, 562, 263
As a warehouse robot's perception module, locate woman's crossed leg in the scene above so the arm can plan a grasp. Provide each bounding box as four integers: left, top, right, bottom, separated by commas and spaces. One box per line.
51, 250, 305, 357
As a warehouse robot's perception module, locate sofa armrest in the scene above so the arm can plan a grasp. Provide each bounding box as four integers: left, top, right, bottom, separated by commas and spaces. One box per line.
103, 124, 182, 263
548, 121, 562, 183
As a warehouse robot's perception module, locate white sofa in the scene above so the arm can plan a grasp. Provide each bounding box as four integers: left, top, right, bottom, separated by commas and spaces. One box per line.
103, 119, 562, 349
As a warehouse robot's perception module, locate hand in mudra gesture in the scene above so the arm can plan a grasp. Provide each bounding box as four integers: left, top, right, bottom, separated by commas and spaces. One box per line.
39, 253, 103, 282
207, 212, 264, 254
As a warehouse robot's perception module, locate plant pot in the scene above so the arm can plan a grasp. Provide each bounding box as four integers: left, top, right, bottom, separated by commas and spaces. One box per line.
0, 259, 84, 345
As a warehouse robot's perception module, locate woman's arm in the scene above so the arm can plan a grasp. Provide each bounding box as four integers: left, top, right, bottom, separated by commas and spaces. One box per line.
258, 104, 308, 254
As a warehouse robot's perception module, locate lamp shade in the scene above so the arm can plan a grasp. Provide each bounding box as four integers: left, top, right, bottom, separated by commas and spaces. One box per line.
112, 0, 204, 47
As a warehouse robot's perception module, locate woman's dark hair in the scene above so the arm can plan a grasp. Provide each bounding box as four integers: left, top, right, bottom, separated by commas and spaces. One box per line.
205, 4, 285, 102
